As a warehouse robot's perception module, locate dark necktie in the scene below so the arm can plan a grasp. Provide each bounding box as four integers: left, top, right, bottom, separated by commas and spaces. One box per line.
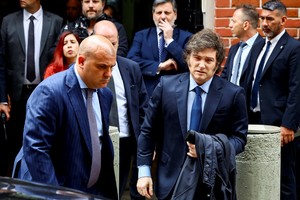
251, 41, 271, 109
27, 15, 36, 82
190, 87, 202, 132
86, 89, 101, 188
158, 32, 166, 63
231, 42, 247, 84
107, 76, 119, 129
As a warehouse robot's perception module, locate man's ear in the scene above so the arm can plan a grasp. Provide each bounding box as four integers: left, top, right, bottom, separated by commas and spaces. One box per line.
77, 55, 85, 68
281, 15, 287, 25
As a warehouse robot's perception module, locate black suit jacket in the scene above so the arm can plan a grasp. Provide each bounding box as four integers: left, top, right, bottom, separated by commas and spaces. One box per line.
0, 10, 63, 102
221, 34, 263, 88
244, 31, 300, 131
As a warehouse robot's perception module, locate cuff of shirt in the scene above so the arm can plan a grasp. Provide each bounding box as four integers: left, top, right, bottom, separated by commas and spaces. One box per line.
138, 165, 151, 178
165, 38, 174, 47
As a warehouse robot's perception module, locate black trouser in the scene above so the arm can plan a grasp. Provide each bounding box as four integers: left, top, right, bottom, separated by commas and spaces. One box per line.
295, 136, 300, 200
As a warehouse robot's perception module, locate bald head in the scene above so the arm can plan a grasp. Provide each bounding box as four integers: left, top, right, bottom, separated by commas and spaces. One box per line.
79, 34, 115, 57
93, 20, 119, 52
76, 35, 116, 89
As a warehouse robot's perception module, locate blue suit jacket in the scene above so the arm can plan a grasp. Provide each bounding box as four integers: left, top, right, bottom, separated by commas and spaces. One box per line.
137, 73, 248, 199
0, 10, 62, 102
127, 27, 192, 96
244, 31, 300, 131
15, 66, 117, 199
221, 34, 263, 88
116, 56, 149, 139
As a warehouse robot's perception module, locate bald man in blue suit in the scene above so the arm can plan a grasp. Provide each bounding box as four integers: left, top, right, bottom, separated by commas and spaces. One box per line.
14, 35, 118, 199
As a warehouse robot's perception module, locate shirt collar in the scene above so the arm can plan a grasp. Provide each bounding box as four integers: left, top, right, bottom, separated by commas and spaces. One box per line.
23, 6, 43, 21
244, 32, 259, 47
74, 65, 89, 89
189, 74, 213, 94
267, 29, 285, 44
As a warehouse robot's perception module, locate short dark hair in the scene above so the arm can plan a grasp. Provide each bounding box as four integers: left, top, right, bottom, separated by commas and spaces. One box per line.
236, 4, 259, 29
152, 0, 177, 13
262, 0, 287, 15
184, 29, 225, 73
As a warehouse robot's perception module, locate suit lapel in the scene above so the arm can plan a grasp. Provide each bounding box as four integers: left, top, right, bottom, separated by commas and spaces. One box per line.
117, 57, 132, 107
66, 66, 93, 156
149, 28, 160, 61
228, 45, 239, 80
241, 35, 263, 75
40, 11, 51, 56
200, 76, 222, 132
261, 32, 288, 77
16, 12, 26, 54
176, 73, 189, 136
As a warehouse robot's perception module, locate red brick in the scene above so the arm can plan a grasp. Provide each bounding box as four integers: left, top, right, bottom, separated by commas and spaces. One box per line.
232, 0, 260, 7
231, 38, 240, 46
287, 9, 298, 18
215, 28, 233, 37
215, 8, 235, 18
286, 29, 298, 37
285, 20, 300, 28
216, 0, 230, 8
282, 0, 300, 7
215, 19, 230, 27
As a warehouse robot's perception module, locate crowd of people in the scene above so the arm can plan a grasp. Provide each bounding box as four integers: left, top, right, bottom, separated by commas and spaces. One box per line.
0, 0, 299, 200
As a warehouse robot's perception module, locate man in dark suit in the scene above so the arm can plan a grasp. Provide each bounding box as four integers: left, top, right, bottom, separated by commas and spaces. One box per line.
0, 0, 62, 176
127, 0, 192, 96
63, 0, 128, 57
15, 35, 118, 199
94, 20, 149, 200
221, 4, 263, 88
136, 29, 248, 200
244, 1, 300, 199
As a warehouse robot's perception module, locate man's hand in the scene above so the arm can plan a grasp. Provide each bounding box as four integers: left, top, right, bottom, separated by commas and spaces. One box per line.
157, 59, 178, 74
136, 177, 153, 199
280, 126, 294, 147
0, 104, 10, 121
158, 19, 174, 41
187, 142, 198, 158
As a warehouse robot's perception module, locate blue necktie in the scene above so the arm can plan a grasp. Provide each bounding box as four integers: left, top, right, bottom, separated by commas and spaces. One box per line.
86, 89, 101, 188
251, 41, 271, 109
158, 32, 166, 62
231, 42, 247, 85
190, 87, 202, 132
27, 15, 36, 82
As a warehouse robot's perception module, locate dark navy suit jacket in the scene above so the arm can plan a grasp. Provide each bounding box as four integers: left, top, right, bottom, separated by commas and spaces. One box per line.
15, 66, 117, 199
221, 34, 263, 88
137, 73, 248, 199
244, 31, 300, 131
127, 27, 192, 96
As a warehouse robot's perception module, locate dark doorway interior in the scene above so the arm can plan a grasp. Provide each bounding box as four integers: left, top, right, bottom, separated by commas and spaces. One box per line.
0, 0, 203, 49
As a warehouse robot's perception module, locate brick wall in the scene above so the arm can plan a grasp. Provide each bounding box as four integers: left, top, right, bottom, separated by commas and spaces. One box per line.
214, 0, 300, 58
